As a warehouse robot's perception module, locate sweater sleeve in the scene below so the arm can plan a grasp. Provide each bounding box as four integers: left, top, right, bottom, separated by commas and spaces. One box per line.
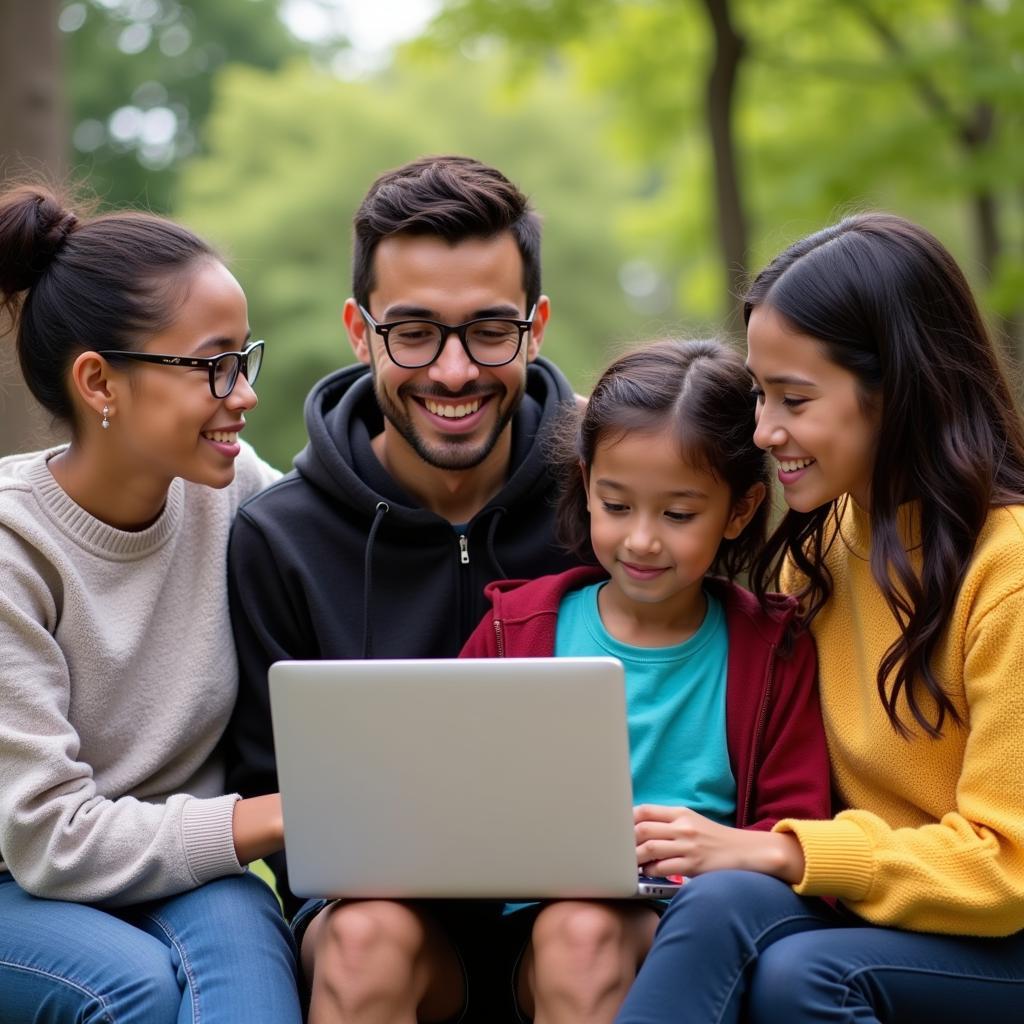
0, 563, 242, 906
775, 585, 1024, 936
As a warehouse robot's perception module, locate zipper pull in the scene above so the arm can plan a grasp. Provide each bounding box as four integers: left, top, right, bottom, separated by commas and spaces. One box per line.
459, 534, 470, 565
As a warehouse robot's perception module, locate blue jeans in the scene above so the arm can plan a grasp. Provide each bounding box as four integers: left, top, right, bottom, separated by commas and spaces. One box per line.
615, 870, 1024, 1023
0, 870, 301, 1023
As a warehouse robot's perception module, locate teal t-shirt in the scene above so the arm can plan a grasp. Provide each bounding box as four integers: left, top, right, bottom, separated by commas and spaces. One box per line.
554, 582, 736, 822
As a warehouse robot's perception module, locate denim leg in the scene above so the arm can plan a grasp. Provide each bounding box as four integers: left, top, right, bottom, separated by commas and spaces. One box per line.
0, 873, 180, 1024
749, 922, 1024, 1024
614, 870, 840, 1024
128, 871, 302, 1024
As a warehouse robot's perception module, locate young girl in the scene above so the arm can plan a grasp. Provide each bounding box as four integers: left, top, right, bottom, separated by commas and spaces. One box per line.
0, 186, 302, 1022
615, 214, 1024, 1023
460, 338, 831, 1024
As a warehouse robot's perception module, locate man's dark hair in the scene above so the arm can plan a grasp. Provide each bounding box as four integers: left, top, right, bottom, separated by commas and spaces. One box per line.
352, 155, 542, 310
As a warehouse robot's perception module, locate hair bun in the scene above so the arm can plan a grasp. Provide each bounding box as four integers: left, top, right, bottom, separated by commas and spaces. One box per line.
0, 186, 79, 298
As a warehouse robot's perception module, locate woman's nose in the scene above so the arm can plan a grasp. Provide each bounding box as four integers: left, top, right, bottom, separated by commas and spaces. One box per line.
752, 407, 784, 451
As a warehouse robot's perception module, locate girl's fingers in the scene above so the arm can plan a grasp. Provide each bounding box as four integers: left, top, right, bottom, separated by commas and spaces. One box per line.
633, 804, 686, 823
636, 838, 688, 864
634, 820, 678, 843
642, 857, 688, 878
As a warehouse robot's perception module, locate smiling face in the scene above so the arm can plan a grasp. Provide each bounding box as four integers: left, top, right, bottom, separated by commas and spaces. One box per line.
746, 304, 880, 511
587, 428, 758, 629
106, 259, 257, 490
344, 231, 548, 473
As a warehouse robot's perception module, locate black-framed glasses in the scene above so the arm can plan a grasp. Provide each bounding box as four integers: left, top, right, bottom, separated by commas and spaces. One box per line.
96, 340, 264, 399
358, 304, 536, 369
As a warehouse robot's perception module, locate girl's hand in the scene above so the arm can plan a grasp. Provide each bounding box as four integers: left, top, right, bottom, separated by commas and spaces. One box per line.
634, 805, 805, 884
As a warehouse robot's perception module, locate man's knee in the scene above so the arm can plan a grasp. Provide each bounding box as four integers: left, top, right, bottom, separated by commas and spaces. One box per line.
318, 900, 425, 971
522, 902, 652, 1020
532, 902, 633, 968
308, 901, 464, 1019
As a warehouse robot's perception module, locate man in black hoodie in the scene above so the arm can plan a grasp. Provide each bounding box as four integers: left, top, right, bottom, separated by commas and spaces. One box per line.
226, 156, 581, 1022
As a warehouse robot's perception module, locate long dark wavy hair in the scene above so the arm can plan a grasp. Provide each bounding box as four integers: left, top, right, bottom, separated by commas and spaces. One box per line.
748, 213, 1024, 737
553, 338, 770, 582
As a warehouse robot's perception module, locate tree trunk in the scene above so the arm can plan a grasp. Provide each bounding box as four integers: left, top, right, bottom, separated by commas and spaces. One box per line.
702, 0, 749, 336
849, 0, 1020, 362
0, 0, 66, 456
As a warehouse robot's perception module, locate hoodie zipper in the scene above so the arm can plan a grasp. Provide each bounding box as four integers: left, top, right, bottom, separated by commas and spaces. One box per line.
740, 649, 775, 827
493, 619, 506, 657
456, 530, 475, 645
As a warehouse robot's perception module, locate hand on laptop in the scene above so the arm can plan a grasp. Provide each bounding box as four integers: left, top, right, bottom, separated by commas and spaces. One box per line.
633, 804, 805, 884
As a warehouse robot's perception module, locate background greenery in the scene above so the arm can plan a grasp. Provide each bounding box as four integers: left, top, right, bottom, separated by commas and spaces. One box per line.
13, 0, 1024, 466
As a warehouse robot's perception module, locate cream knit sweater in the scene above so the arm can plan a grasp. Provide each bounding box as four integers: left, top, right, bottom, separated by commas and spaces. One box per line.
776, 498, 1024, 936
0, 443, 279, 906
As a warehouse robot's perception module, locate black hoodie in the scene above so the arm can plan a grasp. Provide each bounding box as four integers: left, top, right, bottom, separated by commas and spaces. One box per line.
225, 357, 580, 912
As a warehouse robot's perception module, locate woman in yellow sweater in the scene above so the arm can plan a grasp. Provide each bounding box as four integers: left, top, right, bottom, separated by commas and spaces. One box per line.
615, 213, 1024, 1023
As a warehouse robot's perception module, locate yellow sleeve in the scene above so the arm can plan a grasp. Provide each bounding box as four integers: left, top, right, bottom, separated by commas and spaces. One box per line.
775, 585, 1024, 936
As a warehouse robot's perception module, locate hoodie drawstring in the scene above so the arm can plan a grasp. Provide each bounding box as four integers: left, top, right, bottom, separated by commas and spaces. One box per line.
361, 501, 389, 659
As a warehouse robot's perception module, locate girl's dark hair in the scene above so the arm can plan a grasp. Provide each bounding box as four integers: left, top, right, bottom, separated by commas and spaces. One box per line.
747, 212, 1024, 738
554, 338, 770, 582
352, 155, 542, 311
0, 184, 217, 427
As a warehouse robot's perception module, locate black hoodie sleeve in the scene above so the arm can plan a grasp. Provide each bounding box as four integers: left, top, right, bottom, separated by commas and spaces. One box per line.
225, 507, 299, 797
225, 505, 310, 915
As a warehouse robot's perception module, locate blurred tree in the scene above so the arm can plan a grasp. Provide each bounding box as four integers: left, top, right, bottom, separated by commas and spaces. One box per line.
429, 0, 1024, 353
60, 0, 311, 211
430, 0, 751, 329
840, 0, 1024, 351
749, 0, 1023, 351
0, 0, 65, 455
175, 54, 653, 469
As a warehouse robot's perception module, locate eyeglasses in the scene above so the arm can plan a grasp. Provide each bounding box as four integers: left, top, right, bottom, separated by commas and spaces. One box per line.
96, 340, 264, 399
358, 304, 536, 369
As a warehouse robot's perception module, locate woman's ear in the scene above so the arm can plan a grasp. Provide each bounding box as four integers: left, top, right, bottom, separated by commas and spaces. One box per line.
723, 481, 766, 540
69, 351, 116, 421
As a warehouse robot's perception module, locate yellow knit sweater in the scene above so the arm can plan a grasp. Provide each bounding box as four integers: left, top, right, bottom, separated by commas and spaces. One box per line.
775, 498, 1024, 936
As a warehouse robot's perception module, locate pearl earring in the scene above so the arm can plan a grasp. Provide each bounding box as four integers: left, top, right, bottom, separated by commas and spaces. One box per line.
101, 405, 110, 430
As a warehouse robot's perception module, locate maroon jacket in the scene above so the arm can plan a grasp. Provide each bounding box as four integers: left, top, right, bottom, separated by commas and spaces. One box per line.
460, 566, 830, 830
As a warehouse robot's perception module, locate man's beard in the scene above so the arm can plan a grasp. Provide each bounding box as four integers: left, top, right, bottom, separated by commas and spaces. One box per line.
373, 380, 520, 471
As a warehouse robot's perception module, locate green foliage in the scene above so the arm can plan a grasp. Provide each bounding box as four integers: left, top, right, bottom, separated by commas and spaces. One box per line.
175, 54, 653, 469
59, 0, 1024, 467
429, 0, 1024, 340
62, 0, 305, 211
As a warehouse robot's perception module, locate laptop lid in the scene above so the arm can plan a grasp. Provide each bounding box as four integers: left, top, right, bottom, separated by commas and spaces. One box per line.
268, 657, 640, 899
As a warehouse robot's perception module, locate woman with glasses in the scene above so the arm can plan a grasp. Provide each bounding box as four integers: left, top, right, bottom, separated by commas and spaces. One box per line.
0, 186, 301, 1023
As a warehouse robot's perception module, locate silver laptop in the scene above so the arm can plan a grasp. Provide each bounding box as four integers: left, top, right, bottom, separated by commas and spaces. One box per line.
268, 657, 681, 900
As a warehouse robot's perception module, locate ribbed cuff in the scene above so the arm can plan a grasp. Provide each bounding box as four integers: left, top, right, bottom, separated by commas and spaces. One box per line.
772, 817, 874, 900
181, 794, 243, 884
